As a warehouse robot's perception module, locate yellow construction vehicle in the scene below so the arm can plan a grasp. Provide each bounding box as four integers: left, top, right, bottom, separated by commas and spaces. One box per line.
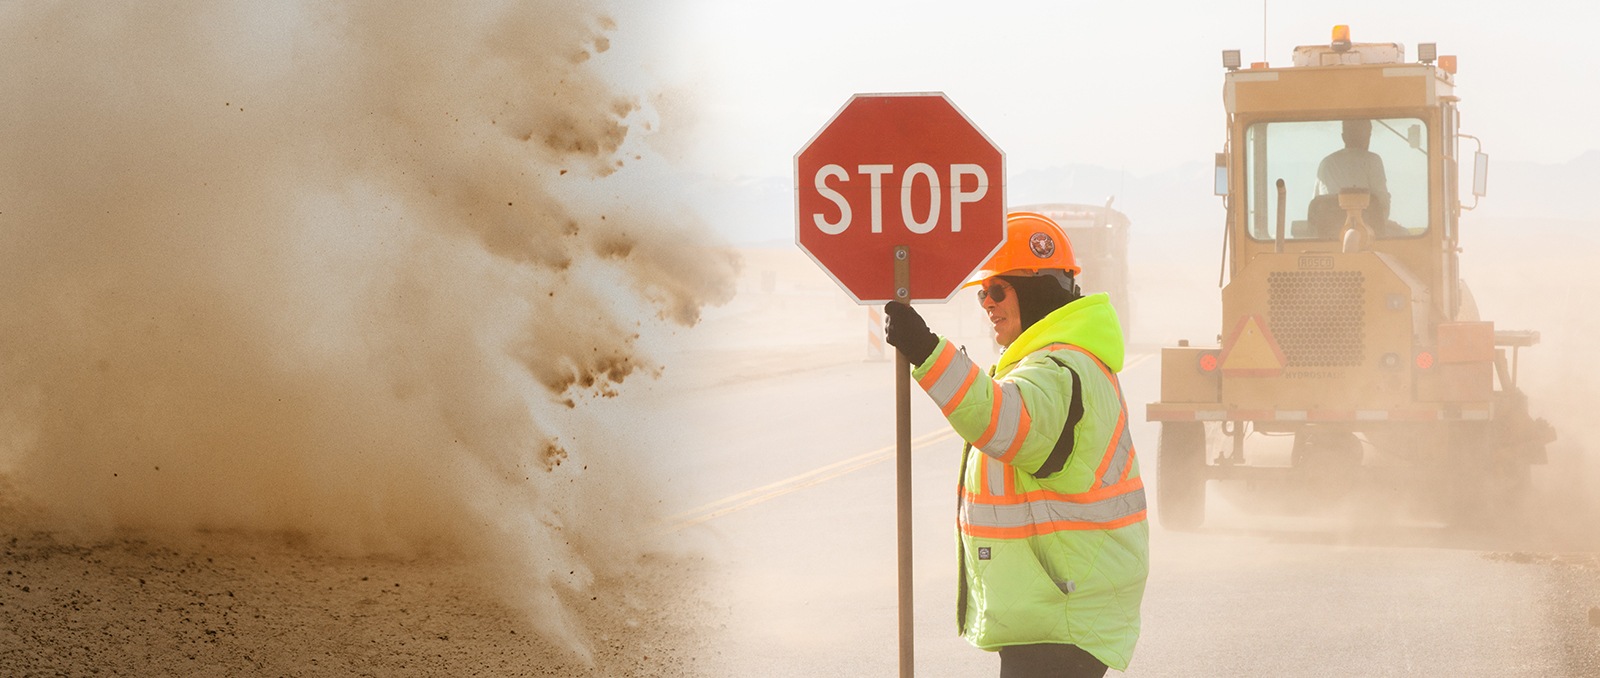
1146, 26, 1555, 529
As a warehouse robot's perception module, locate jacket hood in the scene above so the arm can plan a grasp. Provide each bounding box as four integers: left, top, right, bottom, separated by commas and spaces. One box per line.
997, 293, 1125, 373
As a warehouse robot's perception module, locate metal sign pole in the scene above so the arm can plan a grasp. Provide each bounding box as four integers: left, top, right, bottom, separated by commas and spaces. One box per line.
893, 245, 914, 678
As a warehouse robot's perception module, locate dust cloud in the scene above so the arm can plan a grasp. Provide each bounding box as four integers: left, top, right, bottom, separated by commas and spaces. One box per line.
1459, 216, 1600, 548
0, 0, 735, 652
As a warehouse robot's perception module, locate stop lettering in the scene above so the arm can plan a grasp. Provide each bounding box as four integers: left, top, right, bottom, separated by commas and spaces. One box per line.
795, 93, 1005, 304
810, 163, 991, 235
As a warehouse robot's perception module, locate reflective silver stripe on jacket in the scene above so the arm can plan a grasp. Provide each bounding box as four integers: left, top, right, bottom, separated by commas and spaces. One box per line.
986, 457, 1006, 496
977, 381, 1025, 459
926, 349, 979, 411
962, 487, 1147, 529
1098, 426, 1133, 489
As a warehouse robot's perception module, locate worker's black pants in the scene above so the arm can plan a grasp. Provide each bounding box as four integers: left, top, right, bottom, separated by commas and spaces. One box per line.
998, 643, 1108, 678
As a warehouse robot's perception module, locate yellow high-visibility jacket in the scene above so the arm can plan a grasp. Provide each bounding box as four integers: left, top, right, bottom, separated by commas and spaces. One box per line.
912, 293, 1148, 670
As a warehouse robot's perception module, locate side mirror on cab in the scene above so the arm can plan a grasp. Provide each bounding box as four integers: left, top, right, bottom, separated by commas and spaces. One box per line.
1214, 153, 1228, 196
1472, 151, 1489, 197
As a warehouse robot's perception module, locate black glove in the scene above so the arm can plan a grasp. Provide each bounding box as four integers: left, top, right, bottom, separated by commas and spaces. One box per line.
883, 301, 940, 366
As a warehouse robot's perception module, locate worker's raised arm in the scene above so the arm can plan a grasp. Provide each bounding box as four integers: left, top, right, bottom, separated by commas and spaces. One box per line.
910, 337, 1078, 478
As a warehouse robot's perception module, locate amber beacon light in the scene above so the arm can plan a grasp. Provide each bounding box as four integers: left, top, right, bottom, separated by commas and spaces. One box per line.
1331, 25, 1352, 51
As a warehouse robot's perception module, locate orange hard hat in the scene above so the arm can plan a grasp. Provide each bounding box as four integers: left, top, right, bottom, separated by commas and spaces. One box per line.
962, 211, 1079, 287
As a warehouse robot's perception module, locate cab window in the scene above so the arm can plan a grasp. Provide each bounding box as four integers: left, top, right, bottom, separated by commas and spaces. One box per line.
1244, 118, 1429, 241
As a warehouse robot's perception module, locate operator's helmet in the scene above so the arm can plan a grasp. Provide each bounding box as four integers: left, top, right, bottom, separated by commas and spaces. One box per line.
962, 211, 1079, 289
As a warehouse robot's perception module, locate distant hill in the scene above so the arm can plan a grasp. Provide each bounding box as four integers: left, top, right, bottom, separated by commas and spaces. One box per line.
1473, 149, 1600, 223
1007, 162, 1220, 235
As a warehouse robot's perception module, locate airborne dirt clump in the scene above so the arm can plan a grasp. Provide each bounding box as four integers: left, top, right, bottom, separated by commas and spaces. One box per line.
0, 0, 734, 672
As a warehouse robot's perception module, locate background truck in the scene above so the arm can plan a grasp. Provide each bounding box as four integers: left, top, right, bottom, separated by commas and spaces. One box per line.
1145, 27, 1555, 529
1011, 201, 1132, 340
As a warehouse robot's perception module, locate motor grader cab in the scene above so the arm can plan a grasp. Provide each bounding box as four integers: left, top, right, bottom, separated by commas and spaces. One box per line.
1011, 201, 1132, 339
1146, 27, 1555, 529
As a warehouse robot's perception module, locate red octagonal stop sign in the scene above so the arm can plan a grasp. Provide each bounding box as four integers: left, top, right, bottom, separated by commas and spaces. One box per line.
795, 92, 1005, 304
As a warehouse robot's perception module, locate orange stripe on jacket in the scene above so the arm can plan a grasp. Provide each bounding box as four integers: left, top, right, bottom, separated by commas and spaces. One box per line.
917, 343, 957, 390
941, 365, 981, 417
963, 476, 1145, 507
971, 380, 1003, 448
1050, 343, 1120, 390
1046, 343, 1131, 483
1093, 410, 1128, 481
996, 408, 1031, 464
959, 511, 1147, 539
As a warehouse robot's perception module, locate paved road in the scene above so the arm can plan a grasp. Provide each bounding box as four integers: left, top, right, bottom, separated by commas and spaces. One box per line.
633, 311, 1600, 676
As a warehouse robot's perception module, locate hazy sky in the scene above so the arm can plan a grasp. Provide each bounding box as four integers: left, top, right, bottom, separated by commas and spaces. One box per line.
650, 0, 1599, 179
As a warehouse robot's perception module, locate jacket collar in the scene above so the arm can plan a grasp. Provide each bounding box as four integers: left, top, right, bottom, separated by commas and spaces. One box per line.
997, 293, 1125, 374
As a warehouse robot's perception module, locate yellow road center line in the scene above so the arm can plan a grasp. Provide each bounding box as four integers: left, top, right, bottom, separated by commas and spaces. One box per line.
659, 427, 952, 523
658, 428, 960, 533
661, 349, 1154, 534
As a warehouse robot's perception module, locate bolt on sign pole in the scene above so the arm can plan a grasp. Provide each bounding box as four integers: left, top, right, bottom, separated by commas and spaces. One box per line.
794, 92, 1006, 678
893, 246, 913, 677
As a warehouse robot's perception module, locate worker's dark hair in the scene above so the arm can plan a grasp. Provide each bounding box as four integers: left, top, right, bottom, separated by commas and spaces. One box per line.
998, 272, 1082, 332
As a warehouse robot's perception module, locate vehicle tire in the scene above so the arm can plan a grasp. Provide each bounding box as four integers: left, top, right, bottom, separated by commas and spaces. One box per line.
1157, 421, 1207, 530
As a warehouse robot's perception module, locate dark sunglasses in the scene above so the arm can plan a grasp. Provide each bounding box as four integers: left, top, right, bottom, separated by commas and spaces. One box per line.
976, 282, 1010, 303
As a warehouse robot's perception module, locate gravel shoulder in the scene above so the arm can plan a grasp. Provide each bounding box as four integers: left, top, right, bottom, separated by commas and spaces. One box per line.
0, 491, 719, 677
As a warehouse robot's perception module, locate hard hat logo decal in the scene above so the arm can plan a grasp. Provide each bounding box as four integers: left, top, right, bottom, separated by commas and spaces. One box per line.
962, 211, 1080, 285
1029, 232, 1055, 259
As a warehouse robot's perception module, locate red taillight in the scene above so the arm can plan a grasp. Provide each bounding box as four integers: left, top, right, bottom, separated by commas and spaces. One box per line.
1199, 353, 1219, 372
1416, 351, 1435, 370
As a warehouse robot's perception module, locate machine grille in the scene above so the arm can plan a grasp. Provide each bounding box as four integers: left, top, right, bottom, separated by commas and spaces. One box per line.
1266, 271, 1365, 367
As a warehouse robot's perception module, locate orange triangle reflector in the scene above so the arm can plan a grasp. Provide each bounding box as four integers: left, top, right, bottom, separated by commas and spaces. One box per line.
1219, 315, 1286, 377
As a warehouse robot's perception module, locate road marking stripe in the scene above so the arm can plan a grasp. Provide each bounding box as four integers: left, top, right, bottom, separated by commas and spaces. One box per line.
660, 350, 1153, 534
658, 428, 960, 533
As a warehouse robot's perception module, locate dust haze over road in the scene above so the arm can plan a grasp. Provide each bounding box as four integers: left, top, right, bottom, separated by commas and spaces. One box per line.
649, 223, 1600, 676
0, 0, 735, 672
2, 2, 1598, 676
